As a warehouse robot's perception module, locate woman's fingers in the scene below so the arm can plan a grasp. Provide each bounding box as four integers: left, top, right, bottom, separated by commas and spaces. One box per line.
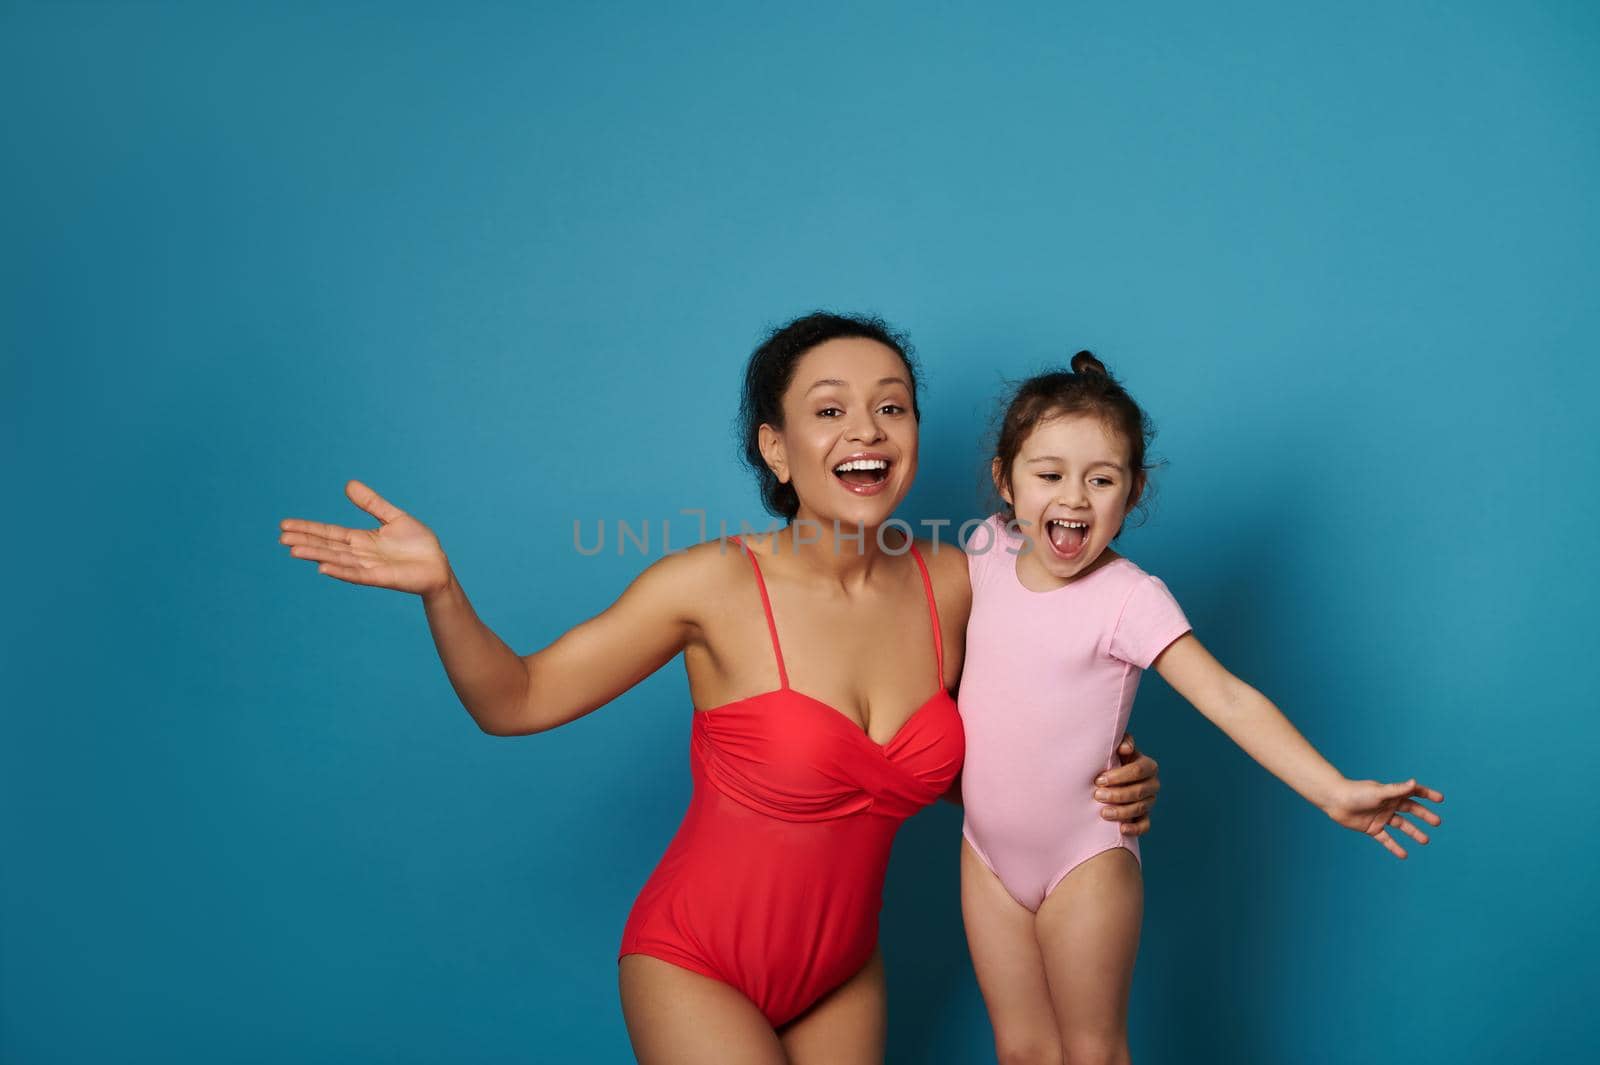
316, 562, 382, 586
1119, 817, 1150, 837
1093, 781, 1155, 806
279, 518, 356, 544
345, 479, 405, 524
279, 528, 353, 554
1096, 753, 1159, 789
1099, 798, 1151, 821
288, 543, 358, 568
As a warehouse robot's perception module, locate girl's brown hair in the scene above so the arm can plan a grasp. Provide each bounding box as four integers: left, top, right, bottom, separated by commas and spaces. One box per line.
989, 350, 1158, 536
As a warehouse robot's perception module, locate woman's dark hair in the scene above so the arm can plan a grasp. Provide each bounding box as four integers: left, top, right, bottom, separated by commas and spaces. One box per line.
989, 350, 1158, 536
739, 311, 920, 520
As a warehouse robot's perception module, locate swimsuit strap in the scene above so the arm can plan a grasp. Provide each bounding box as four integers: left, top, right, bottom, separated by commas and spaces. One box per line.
729, 536, 789, 690
907, 542, 946, 687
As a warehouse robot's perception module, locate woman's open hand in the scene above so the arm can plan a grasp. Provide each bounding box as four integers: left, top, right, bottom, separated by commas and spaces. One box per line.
1322, 778, 1445, 859
279, 479, 451, 596
1094, 732, 1160, 836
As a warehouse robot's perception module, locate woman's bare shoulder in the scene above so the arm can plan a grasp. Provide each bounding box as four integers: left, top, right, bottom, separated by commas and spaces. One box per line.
913, 535, 972, 610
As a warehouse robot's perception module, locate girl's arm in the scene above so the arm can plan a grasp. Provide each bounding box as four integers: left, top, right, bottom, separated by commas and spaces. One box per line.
1151, 633, 1444, 858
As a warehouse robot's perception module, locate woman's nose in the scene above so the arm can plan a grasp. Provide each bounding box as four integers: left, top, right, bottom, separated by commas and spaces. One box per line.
845, 412, 886, 443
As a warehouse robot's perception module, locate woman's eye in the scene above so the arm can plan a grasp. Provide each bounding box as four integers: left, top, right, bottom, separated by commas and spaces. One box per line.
817, 407, 842, 418
878, 403, 905, 415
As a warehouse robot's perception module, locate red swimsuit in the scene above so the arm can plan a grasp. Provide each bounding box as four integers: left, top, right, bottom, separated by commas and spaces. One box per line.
618, 537, 965, 1027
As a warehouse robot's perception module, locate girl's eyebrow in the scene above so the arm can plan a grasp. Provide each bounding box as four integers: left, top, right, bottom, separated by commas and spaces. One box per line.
1023, 455, 1126, 470
804, 376, 911, 395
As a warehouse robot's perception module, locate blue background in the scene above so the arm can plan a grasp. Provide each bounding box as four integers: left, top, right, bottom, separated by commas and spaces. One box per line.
5, 2, 1597, 1062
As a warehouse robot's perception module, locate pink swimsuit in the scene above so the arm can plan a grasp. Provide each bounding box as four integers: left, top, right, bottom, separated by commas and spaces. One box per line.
957, 514, 1192, 911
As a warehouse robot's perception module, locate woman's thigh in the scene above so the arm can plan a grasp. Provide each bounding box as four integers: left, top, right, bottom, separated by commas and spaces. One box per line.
961, 838, 1063, 1064
618, 954, 788, 1065
779, 948, 887, 1065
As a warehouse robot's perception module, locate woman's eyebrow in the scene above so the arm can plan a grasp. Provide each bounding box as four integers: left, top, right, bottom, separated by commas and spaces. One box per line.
803, 376, 910, 394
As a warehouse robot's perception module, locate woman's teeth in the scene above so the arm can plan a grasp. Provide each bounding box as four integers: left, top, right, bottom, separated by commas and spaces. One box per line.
833, 458, 890, 487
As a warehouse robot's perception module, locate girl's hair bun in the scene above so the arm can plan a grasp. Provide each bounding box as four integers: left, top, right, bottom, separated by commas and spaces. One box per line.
1071, 349, 1109, 377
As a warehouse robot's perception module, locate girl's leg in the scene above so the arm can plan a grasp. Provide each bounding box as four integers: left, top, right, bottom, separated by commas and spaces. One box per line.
960, 838, 1063, 1065
619, 954, 788, 1065
781, 947, 887, 1065
1033, 848, 1142, 1065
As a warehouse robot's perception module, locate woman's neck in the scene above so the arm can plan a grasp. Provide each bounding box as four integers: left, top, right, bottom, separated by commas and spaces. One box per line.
772, 511, 910, 588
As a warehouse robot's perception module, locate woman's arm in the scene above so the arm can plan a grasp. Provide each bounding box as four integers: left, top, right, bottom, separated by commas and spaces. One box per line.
282, 479, 702, 738
1151, 633, 1444, 857
484, 549, 700, 735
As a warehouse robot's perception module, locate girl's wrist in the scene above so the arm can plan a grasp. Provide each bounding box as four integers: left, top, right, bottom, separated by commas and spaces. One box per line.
1313, 775, 1354, 816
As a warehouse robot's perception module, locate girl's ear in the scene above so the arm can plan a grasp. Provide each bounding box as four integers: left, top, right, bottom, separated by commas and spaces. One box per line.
1125, 469, 1146, 514
991, 456, 1012, 506
758, 423, 790, 484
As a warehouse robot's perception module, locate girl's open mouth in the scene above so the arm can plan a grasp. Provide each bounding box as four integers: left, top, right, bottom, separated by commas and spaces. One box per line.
833, 457, 892, 495
1046, 518, 1089, 559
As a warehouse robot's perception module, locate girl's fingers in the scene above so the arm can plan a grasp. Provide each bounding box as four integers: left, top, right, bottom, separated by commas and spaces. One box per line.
1398, 799, 1443, 827
345, 479, 405, 524
1390, 816, 1430, 845
1372, 829, 1408, 860
1382, 778, 1419, 799
1389, 779, 1445, 805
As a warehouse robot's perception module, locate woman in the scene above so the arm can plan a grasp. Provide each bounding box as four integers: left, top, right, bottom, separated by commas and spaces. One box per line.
277, 312, 1164, 1064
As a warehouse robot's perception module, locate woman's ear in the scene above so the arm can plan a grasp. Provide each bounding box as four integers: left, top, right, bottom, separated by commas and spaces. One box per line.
991, 456, 1012, 506
758, 423, 790, 485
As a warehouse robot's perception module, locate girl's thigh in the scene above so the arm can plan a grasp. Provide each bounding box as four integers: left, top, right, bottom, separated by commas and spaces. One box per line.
960, 837, 1062, 1065
1034, 847, 1142, 1057
780, 947, 886, 1065
618, 954, 787, 1065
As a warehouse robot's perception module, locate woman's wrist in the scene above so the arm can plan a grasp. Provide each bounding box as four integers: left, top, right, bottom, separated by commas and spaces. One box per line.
421, 565, 460, 607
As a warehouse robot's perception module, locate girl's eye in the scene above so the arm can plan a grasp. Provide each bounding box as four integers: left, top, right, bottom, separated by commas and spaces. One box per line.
1091, 477, 1115, 487
1038, 472, 1062, 482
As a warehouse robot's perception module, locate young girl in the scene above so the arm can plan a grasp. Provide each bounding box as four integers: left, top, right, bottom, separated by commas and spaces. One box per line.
956, 351, 1445, 1065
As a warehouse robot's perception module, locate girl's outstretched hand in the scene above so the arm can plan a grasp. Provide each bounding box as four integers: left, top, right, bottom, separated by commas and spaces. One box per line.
279, 479, 452, 596
1322, 778, 1445, 859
